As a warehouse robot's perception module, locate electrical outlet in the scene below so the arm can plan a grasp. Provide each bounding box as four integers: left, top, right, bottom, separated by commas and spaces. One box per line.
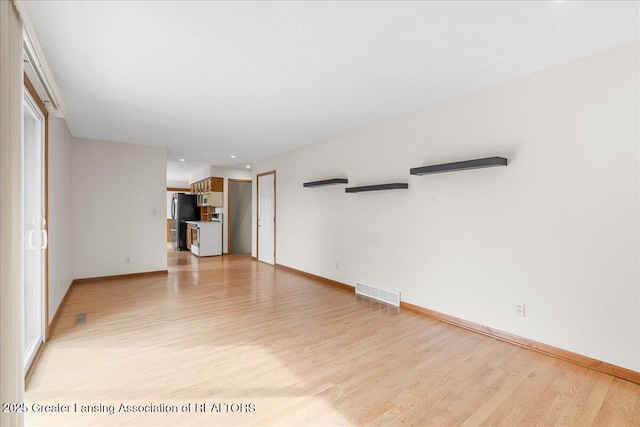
137, 256, 142, 263
336, 262, 340, 271
124, 257, 131, 264
515, 303, 525, 317
151, 208, 158, 216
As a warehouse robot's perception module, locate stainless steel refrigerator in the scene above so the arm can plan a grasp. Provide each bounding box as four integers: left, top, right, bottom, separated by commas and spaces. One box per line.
170, 193, 198, 250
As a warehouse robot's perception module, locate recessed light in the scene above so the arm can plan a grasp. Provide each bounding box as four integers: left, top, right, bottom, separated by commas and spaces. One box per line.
179, 158, 185, 162
230, 155, 236, 159
245, 165, 251, 169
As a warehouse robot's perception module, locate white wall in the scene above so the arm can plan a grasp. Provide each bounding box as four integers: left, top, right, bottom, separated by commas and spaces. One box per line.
253, 40, 640, 371
189, 166, 215, 184
72, 138, 167, 278
47, 117, 73, 321
0, 2, 25, 424
166, 193, 173, 220
190, 166, 252, 253
167, 179, 189, 188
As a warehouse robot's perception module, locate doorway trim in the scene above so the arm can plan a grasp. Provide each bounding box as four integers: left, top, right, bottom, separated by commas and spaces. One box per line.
227, 178, 252, 255
256, 170, 276, 264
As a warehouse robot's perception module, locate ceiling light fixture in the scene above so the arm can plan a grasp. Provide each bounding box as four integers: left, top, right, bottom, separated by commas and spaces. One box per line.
245, 165, 251, 169
179, 158, 185, 162
230, 155, 236, 159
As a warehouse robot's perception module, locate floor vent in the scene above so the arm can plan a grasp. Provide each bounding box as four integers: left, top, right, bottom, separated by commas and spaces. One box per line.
355, 282, 401, 307
75, 313, 87, 325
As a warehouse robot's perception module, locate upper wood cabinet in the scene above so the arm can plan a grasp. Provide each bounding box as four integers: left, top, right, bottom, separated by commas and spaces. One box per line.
212, 177, 223, 192
191, 177, 223, 194
190, 177, 224, 219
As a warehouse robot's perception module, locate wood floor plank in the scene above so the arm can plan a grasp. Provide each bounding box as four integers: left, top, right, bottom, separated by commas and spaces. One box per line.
555, 370, 614, 426
24, 249, 640, 426
521, 360, 590, 426
591, 377, 639, 427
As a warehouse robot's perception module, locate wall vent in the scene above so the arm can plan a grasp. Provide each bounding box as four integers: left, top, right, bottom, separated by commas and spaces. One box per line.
75, 313, 87, 325
355, 282, 401, 307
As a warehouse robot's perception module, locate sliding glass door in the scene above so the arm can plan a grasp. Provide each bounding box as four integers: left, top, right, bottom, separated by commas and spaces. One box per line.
23, 87, 46, 371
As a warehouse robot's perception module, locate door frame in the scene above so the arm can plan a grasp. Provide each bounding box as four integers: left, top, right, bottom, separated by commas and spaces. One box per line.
227, 178, 252, 255
23, 75, 49, 385
256, 170, 276, 264
23, 75, 49, 340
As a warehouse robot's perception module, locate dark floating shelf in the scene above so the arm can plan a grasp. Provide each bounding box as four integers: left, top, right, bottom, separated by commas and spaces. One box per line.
303, 178, 349, 188
410, 156, 508, 176
345, 183, 409, 193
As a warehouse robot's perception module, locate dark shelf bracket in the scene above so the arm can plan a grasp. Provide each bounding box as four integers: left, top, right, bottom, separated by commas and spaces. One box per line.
345, 183, 409, 193
410, 156, 508, 176
303, 178, 349, 188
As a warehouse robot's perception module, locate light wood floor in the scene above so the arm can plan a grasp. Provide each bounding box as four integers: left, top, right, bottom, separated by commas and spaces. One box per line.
26, 248, 640, 426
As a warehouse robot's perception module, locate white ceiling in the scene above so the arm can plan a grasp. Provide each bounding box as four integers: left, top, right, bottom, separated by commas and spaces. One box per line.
24, 1, 639, 181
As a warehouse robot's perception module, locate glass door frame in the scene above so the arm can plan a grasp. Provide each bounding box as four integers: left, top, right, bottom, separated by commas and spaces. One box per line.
22, 75, 49, 377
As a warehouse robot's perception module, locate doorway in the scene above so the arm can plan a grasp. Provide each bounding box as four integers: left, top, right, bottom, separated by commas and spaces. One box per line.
22, 81, 48, 373
228, 179, 252, 254
257, 171, 275, 264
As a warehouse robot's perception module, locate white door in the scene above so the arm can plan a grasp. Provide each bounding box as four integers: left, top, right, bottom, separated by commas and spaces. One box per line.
23, 88, 46, 371
257, 172, 275, 265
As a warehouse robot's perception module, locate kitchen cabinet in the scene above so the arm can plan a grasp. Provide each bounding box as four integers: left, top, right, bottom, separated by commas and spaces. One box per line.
202, 191, 223, 207
191, 177, 224, 215
191, 177, 223, 194
211, 178, 223, 192
200, 206, 214, 222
